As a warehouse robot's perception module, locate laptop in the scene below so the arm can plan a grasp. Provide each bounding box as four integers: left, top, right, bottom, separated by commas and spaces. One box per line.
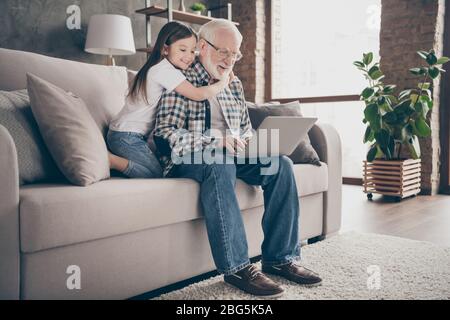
236, 116, 318, 158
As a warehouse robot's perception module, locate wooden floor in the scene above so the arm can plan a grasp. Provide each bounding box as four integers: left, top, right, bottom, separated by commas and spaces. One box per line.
341, 185, 450, 247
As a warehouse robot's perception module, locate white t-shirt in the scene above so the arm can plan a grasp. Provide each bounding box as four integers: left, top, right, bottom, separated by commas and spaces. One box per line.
208, 95, 229, 138
109, 58, 186, 135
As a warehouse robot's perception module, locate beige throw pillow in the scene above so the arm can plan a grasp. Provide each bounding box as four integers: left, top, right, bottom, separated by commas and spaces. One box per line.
26, 73, 110, 186
0, 89, 64, 185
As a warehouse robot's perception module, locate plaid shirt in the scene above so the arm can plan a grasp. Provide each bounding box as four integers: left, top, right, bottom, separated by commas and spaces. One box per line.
154, 60, 253, 177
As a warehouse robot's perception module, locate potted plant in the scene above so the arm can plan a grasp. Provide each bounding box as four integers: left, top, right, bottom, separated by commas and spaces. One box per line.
190, 2, 206, 15
354, 50, 449, 201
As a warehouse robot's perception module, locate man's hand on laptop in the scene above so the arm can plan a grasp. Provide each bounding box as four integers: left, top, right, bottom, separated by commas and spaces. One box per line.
219, 136, 247, 155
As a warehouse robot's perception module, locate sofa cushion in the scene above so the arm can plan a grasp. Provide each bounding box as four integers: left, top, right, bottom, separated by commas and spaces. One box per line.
247, 100, 322, 166
27, 73, 110, 186
0, 48, 128, 136
0, 89, 63, 185
19, 162, 328, 253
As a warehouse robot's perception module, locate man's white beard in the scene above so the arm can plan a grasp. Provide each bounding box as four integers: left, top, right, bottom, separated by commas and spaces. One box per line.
202, 55, 222, 80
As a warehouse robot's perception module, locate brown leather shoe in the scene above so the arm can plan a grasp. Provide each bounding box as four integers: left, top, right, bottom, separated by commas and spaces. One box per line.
224, 264, 284, 298
262, 262, 322, 286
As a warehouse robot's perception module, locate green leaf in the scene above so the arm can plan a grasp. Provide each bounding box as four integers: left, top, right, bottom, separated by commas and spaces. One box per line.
374, 129, 394, 160
409, 120, 420, 136
410, 67, 427, 76
368, 65, 380, 75
363, 126, 374, 143
420, 95, 433, 110
395, 99, 415, 116
420, 100, 430, 118
407, 136, 421, 159
379, 143, 392, 160
393, 127, 407, 141
399, 89, 412, 101
437, 57, 450, 65
369, 70, 383, 80
406, 122, 414, 135
379, 101, 394, 113
414, 100, 422, 112
415, 118, 432, 137
406, 104, 416, 116
364, 103, 379, 122
370, 70, 383, 80
394, 100, 407, 113
361, 87, 375, 99
429, 66, 440, 79
426, 52, 438, 66
353, 61, 365, 68
417, 50, 428, 60
372, 115, 382, 132
388, 136, 395, 159
386, 95, 398, 105
396, 113, 408, 125
383, 85, 396, 94
383, 111, 398, 125
367, 144, 378, 162
418, 82, 430, 90
363, 52, 373, 65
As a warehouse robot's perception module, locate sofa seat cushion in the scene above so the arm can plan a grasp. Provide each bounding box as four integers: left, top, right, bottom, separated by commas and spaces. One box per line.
19, 162, 328, 253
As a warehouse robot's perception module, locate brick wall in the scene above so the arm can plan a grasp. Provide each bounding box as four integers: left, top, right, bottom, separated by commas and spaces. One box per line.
227, 0, 267, 103
380, 0, 445, 195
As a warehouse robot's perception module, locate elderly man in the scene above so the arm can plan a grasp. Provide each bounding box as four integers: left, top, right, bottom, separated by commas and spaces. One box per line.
154, 19, 321, 297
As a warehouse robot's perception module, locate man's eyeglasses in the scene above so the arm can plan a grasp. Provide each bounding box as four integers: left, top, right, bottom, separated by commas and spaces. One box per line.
203, 38, 243, 62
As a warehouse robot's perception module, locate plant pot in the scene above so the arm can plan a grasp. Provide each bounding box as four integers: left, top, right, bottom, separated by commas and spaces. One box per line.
193, 10, 202, 15
363, 158, 421, 201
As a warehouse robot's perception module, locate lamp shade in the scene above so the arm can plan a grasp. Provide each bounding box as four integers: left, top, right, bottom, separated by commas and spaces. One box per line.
85, 14, 136, 56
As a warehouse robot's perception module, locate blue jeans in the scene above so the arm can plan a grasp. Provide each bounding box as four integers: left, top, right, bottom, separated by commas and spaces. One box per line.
171, 153, 300, 275
106, 130, 163, 178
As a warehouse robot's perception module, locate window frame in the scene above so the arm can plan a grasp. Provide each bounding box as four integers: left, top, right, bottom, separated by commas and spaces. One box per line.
266, 0, 364, 185
440, 2, 450, 194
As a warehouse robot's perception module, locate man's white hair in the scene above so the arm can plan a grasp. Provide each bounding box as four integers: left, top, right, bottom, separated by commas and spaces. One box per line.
198, 18, 242, 43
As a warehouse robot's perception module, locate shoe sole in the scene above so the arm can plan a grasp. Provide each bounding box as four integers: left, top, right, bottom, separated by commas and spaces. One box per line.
223, 281, 285, 299
263, 271, 323, 287
300, 280, 322, 287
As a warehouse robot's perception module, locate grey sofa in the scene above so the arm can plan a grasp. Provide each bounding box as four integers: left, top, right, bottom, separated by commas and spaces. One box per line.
0, 48, 342, 300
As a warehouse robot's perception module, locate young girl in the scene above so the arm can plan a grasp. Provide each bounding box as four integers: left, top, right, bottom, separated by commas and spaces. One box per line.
107, 21, 230, 178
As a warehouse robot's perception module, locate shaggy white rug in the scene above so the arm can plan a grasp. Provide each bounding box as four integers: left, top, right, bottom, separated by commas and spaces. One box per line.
154, 231, 450, 300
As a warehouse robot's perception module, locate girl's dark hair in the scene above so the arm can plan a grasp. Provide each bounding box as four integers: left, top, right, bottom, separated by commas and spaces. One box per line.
128, 21, 197, 104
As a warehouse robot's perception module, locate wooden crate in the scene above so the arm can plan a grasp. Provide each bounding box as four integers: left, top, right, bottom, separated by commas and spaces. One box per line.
363, 159, 421, 201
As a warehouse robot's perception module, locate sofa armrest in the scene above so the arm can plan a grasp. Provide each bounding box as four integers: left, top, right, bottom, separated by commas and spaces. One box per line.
308, 122, 342, 236
0, 125, 20, 299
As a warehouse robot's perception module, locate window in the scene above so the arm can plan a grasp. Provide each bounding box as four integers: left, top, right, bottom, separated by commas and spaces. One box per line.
271, 0, 381, 179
